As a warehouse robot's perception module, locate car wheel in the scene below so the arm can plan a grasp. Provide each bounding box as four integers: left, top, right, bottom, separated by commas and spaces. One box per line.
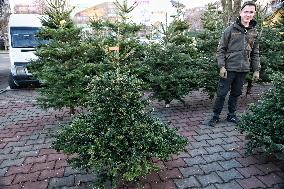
8, 73, 20, 89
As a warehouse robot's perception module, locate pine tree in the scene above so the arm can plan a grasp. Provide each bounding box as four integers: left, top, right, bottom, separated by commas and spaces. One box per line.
52, 1, 187, 188
29, 0, 96, 114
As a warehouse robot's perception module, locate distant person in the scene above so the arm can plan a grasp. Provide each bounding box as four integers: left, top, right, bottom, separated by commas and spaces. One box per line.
208, 1, 261, 127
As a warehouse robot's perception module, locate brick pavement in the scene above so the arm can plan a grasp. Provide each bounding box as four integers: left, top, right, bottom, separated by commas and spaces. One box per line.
0, 84, 283, 189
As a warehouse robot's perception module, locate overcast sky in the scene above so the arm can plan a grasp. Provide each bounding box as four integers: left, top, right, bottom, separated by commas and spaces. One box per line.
9, 0, 220, 11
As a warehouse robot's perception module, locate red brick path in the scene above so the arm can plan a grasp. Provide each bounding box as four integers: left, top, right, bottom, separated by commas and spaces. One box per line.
0, 84, 283, 189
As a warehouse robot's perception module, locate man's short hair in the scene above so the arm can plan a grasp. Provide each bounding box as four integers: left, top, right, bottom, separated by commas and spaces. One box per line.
241, 1, 256, 11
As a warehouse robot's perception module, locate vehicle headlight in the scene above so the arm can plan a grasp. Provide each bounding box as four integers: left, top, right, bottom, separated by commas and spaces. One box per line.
16, 66, 27, 75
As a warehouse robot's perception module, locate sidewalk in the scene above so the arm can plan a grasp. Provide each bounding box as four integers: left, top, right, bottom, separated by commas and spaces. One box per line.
0, 84, 283, 189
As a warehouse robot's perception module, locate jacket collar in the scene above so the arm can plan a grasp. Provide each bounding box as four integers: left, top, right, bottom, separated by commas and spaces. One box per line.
235, 16, 257, 29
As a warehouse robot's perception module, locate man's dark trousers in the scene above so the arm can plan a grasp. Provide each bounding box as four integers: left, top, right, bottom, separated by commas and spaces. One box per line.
213, 71, 247, 118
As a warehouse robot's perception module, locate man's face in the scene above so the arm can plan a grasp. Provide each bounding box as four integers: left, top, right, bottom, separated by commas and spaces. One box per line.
240, 5, 256, 25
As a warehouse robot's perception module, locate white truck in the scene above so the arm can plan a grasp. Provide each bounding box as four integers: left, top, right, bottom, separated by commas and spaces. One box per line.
8, 14, 44, 89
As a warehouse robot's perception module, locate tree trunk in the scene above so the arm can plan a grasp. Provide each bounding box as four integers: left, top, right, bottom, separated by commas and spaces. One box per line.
221, 0, 242, 26
232, 0, 242, 22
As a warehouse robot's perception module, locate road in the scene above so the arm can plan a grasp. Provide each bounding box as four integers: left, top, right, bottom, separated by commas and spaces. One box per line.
0, 52, 9, 91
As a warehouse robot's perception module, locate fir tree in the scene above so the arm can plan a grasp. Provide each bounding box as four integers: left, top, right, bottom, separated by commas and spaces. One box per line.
259, 15, 284, 81
143, 4, 199, 106
195, 3, 224, 98
52, 1, 187, 188
89, 0, 146, 80
239, 72, 284, 159
29, 0, 96, 114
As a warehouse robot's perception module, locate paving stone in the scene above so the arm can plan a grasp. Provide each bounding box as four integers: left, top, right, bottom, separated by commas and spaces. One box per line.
0, 147, 12, 155
210, 127, 227, 133
202, 153, 225, 163
74, 173, 96, 184
55, 160, 68, 169
237, 165, 265, 178
200, 162, 224, 174
190, 147, 208, 157
191, 141, 210, 148
64, 167, 85, 177
0, 175, 15, 186
18, 150, 39, 158
224, 130, 241, 137
24, 155, 47, 164
205, 145, 225, 154
5, 140, 26, 148
196, 128, 214, 135
6, 164, 32, 176
196, 172, 223, 187
256, 163, 282, 174
216, 169, 244, 182
23, 180, 48, 189
59, 185, 92, 189
221, 143, 240, 151
11, 145, 33, 153
47, 153, 68, 162
179, 165, 204, 177
215, 181, 243, 189
29, 133, 40, 140
159, 168, 182, 181
13, 171, 40, 184
208, 133, 227, 139
223, 136, 242, 143
206, 138, 226, 146
273, 183, 284, 189
220, 159, 242, 170
203, 185, 217, 189
48, 175, 75, 189
0, 167, 8, 176
184, 156, 206, 166
275, 171, 284, 179
175, 176, 201, 189
140, 171, 161, 183
31, 161, 55, 172
193, 134, 212, 141
235, 156, 259, 166
150, 180, 176, 189
26, 138, 45, 145
0, 84, 279, 189
257, 173, 284, 187
237, 176, 266, 189
32, 143, 52, 150
219, 151, 241, 160
165, 158, 186, 170
0, 153, 19, 161
0, 158, 25, 169
39, 168, 65, 180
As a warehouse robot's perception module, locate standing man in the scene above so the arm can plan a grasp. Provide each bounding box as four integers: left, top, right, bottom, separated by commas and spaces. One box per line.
208, 1, 261, 127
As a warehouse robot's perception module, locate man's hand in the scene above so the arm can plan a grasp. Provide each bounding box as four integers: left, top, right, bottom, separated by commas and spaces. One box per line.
219, 67, 227, 78
252, 71, 260, 81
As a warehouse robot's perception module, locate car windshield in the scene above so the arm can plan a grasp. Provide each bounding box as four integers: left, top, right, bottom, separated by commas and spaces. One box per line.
10, 27, 47, 48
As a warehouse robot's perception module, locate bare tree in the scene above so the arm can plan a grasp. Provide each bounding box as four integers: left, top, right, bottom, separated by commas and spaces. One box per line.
32, 0, 47, 14
221, 0, 242, 26
0, 0, 10, 50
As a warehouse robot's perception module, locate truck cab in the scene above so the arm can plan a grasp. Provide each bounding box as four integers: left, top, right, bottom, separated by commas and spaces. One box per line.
8, 14, 44, 89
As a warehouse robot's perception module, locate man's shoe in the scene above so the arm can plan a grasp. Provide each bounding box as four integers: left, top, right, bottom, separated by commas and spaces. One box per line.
226, 115, 240, 124
208, 116, 219, 127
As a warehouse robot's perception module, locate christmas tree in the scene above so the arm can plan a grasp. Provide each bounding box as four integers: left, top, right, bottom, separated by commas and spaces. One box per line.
143, 4, 199, 106
52, 1, 187, 188
29, 0, 97, 114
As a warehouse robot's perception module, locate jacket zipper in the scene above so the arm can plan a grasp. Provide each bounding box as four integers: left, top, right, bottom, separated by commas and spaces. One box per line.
242, 28, 247, 72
